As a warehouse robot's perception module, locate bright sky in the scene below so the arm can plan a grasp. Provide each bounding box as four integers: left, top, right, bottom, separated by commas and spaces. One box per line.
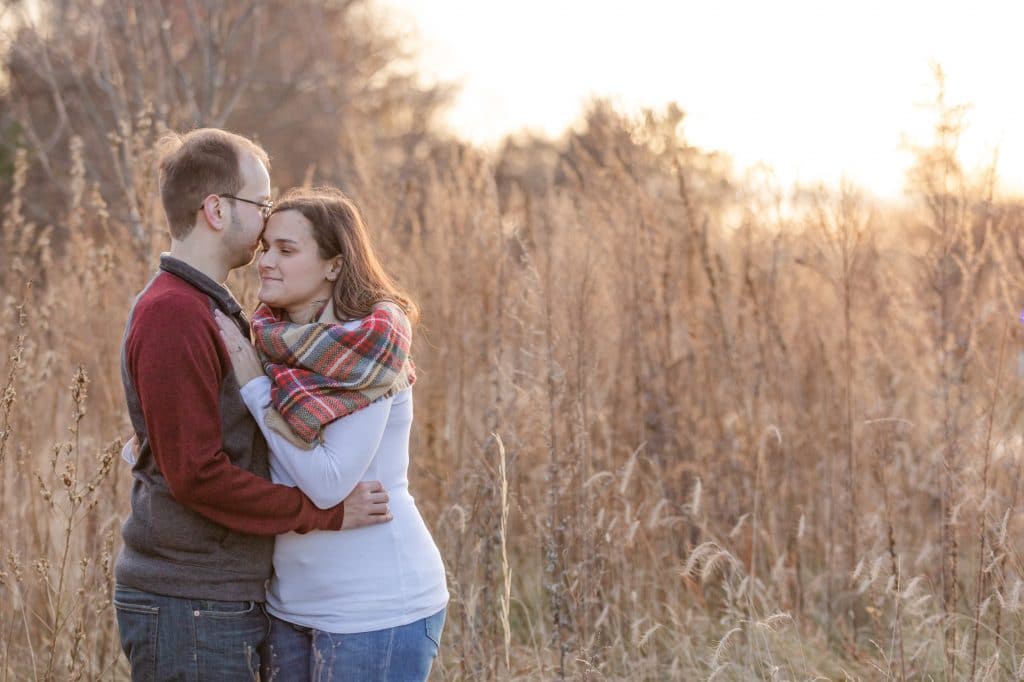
378, 0, 1023, 199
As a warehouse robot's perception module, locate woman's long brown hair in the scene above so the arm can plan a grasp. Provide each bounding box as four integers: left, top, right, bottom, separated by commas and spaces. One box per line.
270, 187, 418, 325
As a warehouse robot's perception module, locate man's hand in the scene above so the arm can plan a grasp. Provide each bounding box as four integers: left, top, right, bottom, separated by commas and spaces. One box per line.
341, 481, 393, 529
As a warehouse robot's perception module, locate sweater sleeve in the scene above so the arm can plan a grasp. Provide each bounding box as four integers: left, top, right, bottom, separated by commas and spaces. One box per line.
240, 376, 391, 510
127, 292, 345, 535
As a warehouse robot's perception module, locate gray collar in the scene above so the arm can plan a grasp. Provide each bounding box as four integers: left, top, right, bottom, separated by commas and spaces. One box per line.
158, 254, 245, 319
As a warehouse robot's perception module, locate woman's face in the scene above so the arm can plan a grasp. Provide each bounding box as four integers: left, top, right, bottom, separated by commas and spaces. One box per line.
257, 210, 337, 312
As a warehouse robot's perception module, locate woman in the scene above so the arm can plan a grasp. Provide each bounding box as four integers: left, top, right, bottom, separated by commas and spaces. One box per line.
213, 187, 448, 681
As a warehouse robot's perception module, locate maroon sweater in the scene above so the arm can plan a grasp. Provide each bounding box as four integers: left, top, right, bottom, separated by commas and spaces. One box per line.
116, 256, 344, 600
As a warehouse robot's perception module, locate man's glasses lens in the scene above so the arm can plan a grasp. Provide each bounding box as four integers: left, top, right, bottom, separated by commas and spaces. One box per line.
197, 194, 273, 219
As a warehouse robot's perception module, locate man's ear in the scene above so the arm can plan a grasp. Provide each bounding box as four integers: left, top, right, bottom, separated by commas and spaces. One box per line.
199, 195, 226, 231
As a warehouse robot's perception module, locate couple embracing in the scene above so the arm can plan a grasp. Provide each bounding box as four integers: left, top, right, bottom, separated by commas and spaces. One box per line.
114, 128, 447, 681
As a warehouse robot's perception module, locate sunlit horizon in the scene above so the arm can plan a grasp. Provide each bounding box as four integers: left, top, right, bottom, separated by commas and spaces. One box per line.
380, 0, 1024, 200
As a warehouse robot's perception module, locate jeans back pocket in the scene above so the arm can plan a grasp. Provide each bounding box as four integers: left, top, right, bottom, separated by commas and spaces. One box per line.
114, 587, 160, 681
424, 607, 446, 653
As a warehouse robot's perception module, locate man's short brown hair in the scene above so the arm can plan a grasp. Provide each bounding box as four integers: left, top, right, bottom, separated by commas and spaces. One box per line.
156, 128, 270, 239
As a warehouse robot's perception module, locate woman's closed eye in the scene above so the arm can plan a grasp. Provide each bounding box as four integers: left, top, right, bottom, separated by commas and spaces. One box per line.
258, 244, 294, 256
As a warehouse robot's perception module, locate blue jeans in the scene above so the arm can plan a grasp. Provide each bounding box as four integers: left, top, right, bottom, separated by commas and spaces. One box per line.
261, 609, 445, 681
114, 584, 270, 681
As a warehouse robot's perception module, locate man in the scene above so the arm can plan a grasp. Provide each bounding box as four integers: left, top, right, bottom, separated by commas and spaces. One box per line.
114, 128, 391, 680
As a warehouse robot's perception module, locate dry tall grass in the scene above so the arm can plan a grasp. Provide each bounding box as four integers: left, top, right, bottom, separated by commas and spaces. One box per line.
2, 4, 1024, 681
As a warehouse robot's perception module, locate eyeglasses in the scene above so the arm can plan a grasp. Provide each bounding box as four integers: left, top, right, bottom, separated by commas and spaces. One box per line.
200, 194, 274, 220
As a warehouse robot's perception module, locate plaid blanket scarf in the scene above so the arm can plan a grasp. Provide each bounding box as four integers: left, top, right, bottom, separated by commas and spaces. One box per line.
250, 300, 416, 447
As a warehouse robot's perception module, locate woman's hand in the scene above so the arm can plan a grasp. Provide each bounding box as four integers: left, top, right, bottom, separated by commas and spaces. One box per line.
121, 434, 140, 465
213, 309, 265, 387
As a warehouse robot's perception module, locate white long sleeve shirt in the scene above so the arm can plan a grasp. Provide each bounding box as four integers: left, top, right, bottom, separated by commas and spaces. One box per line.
239, 374, 448, 634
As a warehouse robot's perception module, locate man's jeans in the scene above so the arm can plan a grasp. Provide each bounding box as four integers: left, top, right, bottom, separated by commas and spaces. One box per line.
261, 608, 445, 681
114, 584, 270, 681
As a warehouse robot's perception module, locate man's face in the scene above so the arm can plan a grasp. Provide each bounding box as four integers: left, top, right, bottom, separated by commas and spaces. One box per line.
224, 152, 272, 269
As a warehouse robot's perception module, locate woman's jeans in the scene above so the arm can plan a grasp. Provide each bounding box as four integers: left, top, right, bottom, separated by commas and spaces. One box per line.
261, 608, 446, 682
114, 584, 270, 681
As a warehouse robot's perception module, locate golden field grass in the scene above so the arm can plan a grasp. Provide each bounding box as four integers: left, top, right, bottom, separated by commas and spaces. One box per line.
2, 2, 1024, 680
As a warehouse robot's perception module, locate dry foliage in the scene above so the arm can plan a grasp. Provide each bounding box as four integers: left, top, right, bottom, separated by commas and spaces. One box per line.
1, 3, 1024, 681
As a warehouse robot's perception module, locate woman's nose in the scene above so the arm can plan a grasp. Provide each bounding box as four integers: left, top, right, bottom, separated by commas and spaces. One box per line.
258, 251, 274, 272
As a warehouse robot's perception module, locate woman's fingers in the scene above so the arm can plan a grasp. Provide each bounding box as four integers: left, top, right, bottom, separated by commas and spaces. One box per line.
213, 310, 255, 359
212, 310, 264, 385
213, 309, 242, 341
218, 328, 240, 351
